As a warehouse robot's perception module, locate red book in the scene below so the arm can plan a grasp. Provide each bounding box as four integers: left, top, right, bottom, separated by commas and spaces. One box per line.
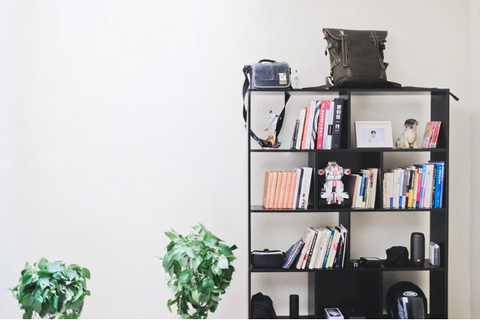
316, 101, 327, 149
432, 121, 441, 148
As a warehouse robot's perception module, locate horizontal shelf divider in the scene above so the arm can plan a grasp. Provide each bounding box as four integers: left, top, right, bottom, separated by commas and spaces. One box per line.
250, 148, 447, 153
250, 205, 446, 213
251, 260, 445, 273
249, 88, 449, 93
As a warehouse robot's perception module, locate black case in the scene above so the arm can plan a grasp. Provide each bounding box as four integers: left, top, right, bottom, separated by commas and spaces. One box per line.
251, 249, 284, 269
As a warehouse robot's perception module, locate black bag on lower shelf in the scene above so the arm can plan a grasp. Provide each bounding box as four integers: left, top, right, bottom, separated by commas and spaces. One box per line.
251, 292, 277, 319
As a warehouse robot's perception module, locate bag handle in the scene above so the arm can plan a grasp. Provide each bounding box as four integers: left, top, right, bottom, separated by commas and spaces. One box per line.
242, 60, 290, 148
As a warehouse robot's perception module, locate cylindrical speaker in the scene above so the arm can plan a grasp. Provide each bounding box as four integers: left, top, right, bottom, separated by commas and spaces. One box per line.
289, 294, 299, 319
410, 232, 425, 266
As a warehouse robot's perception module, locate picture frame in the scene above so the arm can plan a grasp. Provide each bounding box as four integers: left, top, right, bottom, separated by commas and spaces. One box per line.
355, 121, 393, 148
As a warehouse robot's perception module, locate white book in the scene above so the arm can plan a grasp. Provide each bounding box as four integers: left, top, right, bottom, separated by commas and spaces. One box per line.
305, 101, 317, 149
412, 167, 419, 208
383, 173, 387, 208
423, 164, 434, 208
301, 227, 316, 269
295, 227, 313, 269
292, 168, 302, 209
316, 228, 332, 269
398, 168, 404, 209
298, 167, 313, 210
387, 172, 394, 209
295, 109, 306, 150
339, 224, 348, 267
327, 228, 341, 268
308, 227, 324, 269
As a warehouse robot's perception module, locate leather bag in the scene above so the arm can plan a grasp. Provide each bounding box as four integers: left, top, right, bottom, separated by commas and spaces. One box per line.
323, 28, 400, 88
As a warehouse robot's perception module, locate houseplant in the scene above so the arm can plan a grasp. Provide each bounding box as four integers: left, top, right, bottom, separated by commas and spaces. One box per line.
162, 224, 237, 319
11, 258, 91, 319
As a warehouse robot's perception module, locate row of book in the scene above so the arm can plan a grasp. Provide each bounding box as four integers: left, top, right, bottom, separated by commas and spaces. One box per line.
421, 121, 442, 148
383, 161, 445, 209
283, 225, 348, 269
290, 99, 344, 150
345, 168, 379, 209
262, 168, 313, 210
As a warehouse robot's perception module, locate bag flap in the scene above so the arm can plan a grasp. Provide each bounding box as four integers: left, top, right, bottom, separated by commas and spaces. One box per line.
323, 28, 388, 41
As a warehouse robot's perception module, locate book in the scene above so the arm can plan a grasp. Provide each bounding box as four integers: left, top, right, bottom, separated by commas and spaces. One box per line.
309, 227, 325, 269
322, 101, 331, 150
267, 172, 278, 209
287, 171, 298, 209
334, 225, 348, 268
296, 228, 314, 269
273, 172, 284, 209
315, 227, 331, 269
291, 119, 300, 149
327, 228, 341, 268
345, 174, 360, 209
298, 167, 313, 210
421, 122, 434, 148
316, 100, 327, 149
301, 106, 311, 150
310, 101, 320, 149
423, 164, 434, 208
282, 172, 293, 209
292, 168, 303, 209
295, 109, 306, 150
432, 121, 442, 147
429, 161, 445, 208
283, 239, 305, 269
305, 227, 318, 268
325, 100, 335, 149
262, 172, 273, 209
322, 227, 336, 268
331, 98, 344, 149
301, 227, 317, 269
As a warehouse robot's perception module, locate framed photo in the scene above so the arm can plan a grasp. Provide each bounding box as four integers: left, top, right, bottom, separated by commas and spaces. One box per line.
355, 121, 393, 148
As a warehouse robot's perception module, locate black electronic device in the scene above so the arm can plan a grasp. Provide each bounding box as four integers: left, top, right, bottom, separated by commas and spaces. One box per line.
359, 257, 383, 267
410, 233, 425, 267
289, 294, 299, 319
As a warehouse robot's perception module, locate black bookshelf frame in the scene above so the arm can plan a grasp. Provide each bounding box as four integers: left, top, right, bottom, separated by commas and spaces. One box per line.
247, 88, 449, 319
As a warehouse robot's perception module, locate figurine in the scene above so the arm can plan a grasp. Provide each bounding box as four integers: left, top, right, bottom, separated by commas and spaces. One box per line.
395, 118, 419, 149
319, 161, 351, 205
265, 110, 280, 147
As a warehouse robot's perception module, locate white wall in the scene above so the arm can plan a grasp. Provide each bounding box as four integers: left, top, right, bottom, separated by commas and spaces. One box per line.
0, 0, 473, 318
470, 0, 480, 318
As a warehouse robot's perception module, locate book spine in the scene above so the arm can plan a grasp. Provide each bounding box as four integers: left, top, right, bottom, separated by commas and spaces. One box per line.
310, 101, 320, 149
295, 110, 306, 150
433, 121, 441, 148
291, 120, 300, 149
322, 228, 335, 269
322, 101, 330, 150
431, 165, 437, 209
262, 172, 272, 209
287, 171, 298, 209
294, 168, 304, 209
438, 163, 445, 208
273, 172, 284, 209
331, 98, 343, 149
282, 172, 293, 209
316, 101, 327, 149
305, 229, 318, 268
301, 106, 311, 150
298, 167, 313, 210
326, 100, 335, 149
388, 172, 394, 209
268, 172, 278, 209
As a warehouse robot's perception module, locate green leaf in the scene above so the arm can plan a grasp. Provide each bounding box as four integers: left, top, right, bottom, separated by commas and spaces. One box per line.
38, 258, 48, 271
230, 244, 238, 250
200, 277, 214, 293
45, 263, 63, 273
178, 269, 192, 285
218, 255, 229, 269
39, 278, 50, 290
192, 258, 201, 270
23, 309, 32, 319
21, 293, 33, 307
81, 268, 91, 280
167, 299, 174, 313
165, 230, 180, 241
32, 294, 43, 313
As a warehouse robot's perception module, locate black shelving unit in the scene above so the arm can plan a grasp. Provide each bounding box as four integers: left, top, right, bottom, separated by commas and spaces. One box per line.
247, 88, 449, 319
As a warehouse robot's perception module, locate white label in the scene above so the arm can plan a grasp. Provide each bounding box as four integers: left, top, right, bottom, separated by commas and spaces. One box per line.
279, 73, 287, 85
403, 291, 418, 297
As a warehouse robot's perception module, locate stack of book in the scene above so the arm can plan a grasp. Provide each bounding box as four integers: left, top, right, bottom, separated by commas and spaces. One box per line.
383, 161, 444, 209
290, 99, 345, 150
283, 225, 348, 269
421, 121, 442, 148
344, 168, 379, 209
262, 167, 313, 210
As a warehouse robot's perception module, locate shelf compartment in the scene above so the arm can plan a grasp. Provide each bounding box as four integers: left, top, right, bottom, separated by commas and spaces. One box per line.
250, 205, 446, 213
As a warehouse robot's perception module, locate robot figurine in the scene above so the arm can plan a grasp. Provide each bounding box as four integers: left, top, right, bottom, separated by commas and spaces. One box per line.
318, 161, 351, 206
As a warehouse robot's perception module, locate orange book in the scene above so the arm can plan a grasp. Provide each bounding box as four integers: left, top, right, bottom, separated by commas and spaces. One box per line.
301, 106, 311, 149
287, 171, 298, 209
282, 172, 293, 209
278, 172, 288, 209
273, 172, 284, 209
268, 172, 279, 209
262, 172, 273, 209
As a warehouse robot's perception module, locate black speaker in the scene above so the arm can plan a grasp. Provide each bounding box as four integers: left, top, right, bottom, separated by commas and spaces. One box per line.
410, 232, 425, 266
289, 294, 299, 319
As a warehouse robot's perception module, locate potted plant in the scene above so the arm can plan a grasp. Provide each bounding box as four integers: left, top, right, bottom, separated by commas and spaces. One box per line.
11, 258, 91, 319
162, 224, 237, 319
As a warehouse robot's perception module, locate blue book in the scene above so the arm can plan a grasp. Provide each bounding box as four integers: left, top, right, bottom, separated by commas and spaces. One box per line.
283, 239, 305, 269
430, 161, 445, 208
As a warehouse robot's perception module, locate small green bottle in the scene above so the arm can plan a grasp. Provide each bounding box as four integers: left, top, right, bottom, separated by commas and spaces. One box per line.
293, 69, 299, 89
